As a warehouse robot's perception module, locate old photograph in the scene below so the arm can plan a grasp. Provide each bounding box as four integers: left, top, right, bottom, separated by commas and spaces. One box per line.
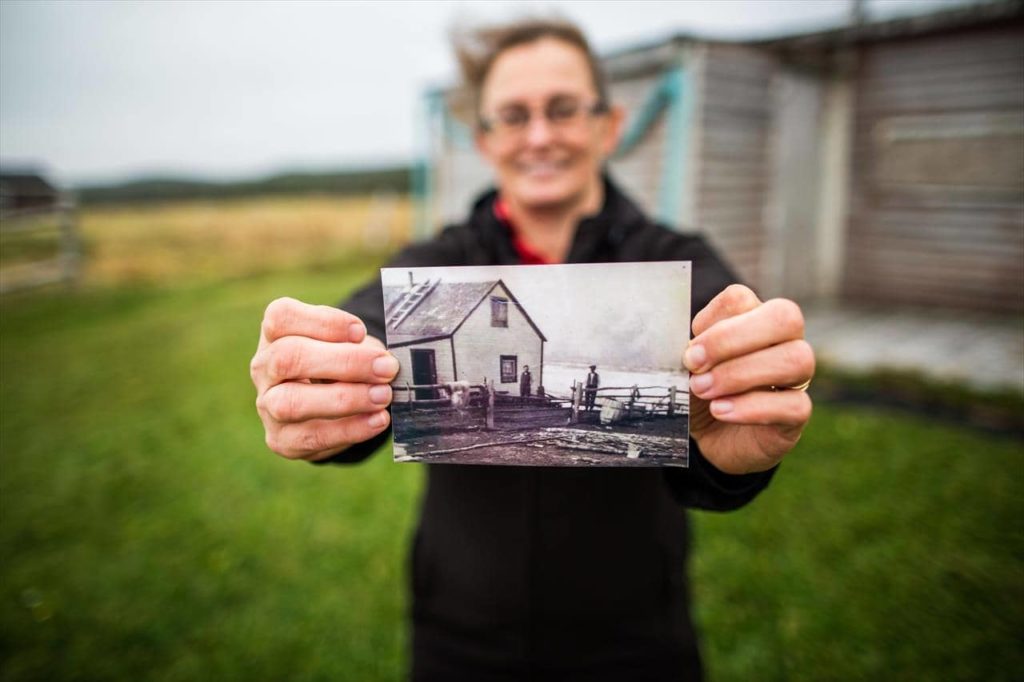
382, 262, 692, 467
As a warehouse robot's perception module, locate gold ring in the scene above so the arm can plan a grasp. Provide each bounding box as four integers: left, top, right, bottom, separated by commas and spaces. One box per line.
784, 379, 812, 392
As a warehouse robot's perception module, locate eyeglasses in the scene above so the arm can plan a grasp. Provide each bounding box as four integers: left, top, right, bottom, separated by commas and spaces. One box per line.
479, 96, 609, 137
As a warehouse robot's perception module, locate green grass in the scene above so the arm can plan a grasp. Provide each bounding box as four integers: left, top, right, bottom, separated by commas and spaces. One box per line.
692, 405, 1023, 682
2, 261, 1022, 681
1, 261, 421, 681
0, 216, 63, 266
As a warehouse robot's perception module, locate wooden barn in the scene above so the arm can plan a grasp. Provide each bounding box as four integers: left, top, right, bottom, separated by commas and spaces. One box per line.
0, 171, 61, 212
416, 0, 1023, 313
385, 276, 546, 397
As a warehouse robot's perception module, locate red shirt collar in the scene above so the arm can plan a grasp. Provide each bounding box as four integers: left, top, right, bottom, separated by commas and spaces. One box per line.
493, 196, 555, 265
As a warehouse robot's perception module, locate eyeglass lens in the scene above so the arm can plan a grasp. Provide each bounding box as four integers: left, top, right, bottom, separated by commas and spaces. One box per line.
492, 96, 591, 130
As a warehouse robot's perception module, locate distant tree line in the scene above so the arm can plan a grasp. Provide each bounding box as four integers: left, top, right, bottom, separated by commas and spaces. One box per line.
76, 165, 411, 205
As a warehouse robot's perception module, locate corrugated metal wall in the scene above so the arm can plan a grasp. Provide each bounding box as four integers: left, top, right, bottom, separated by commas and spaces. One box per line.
692, 44, 776, 291
436, 127, 490, 228
605, 72, 669, 219
428, 16, 1023, 314
845, 22, 1024, 312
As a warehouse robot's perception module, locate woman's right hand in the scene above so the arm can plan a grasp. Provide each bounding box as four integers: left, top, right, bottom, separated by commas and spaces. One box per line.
250, 297, 398, 462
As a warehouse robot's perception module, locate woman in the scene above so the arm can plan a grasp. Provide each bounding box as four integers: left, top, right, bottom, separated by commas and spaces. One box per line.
250, 18, 814, 681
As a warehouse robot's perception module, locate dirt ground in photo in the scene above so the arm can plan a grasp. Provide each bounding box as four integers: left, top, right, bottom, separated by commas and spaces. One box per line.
394, 411, 689, 467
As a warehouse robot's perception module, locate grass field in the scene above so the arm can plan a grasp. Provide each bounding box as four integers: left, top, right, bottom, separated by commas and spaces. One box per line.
1, 213, 1022, 680
2, 195, 412, 290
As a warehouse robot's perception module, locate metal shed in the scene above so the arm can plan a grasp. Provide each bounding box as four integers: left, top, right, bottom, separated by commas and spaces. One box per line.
417, 0, 1024, 313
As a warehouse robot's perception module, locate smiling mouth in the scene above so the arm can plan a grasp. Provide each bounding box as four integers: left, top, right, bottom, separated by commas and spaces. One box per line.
516, 159, 571, 177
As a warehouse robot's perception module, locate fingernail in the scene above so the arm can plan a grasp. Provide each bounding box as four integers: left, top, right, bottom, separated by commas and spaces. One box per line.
349, 322, 366, 342
368, 384, 391, 405
372, 355, 399, 378
367, 410, 388, 428
684, 344, 706, 371
711, 399, 733, 415
690, 372, 713, 394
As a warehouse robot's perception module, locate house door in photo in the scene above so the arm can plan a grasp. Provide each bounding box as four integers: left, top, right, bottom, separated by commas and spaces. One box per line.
410, 349, 438, 399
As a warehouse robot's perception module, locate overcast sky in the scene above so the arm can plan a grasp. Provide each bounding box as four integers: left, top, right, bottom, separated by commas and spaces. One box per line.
0, 0, 971, 186
383, 262, 691, 369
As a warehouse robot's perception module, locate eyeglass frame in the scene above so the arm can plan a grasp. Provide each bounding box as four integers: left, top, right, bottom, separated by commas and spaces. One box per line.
477, 96, 610, 136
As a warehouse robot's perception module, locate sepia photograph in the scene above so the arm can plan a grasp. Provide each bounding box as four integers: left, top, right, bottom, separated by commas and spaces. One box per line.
382, 262, 692, 467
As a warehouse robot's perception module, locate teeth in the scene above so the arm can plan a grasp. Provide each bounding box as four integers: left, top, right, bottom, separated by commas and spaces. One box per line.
521, 162, 563, 174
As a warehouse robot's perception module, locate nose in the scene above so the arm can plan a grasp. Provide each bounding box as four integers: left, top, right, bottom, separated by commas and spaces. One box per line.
523, 114, 556, 147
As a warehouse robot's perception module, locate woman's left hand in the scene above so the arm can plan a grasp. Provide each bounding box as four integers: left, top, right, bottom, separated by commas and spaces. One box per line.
685, 284, 815, 475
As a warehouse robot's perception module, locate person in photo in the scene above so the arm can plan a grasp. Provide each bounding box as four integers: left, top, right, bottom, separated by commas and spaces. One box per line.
584, 363, 600, 411
519, 364, 532, 398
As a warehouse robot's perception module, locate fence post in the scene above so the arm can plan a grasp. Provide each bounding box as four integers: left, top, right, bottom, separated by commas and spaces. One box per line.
58, 195, 80, 287
571, 380, 580, 424
406, 382, 412, 408
668, 386, 676, 416
486, 379, 495, 429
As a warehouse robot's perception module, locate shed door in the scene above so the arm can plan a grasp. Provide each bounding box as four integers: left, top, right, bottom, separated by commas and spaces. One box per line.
410, 349, 437, 400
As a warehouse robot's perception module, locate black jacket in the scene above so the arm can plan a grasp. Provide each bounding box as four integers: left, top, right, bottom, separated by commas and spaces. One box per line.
330, 179, 776, 681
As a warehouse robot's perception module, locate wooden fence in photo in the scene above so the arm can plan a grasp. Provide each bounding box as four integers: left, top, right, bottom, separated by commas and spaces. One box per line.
392, 379, 687, 430
563, 381, 687, 425
392, 381, 496, 428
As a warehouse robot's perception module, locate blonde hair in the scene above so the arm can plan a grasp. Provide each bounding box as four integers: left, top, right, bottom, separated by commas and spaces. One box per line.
451, 17, 610, 124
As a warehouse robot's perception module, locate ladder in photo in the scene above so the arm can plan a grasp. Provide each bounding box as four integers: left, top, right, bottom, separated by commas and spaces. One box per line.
388, 278, 436, 329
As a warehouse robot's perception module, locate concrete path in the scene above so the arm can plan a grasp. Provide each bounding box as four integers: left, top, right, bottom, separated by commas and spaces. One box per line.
803, 306, 1024, 394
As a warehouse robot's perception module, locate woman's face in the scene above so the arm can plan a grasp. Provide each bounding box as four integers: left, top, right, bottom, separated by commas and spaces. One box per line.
475, 38, 622, 211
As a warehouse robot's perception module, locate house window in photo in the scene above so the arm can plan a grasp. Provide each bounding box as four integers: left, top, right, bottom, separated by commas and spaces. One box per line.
500, 355, 517, 383
491, 296, 508, 327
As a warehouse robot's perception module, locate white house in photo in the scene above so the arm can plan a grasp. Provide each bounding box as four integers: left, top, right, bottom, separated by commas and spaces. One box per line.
385, 276, 546, 398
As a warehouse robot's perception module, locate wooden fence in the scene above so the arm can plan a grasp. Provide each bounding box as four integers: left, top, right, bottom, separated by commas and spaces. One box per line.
564, 381, 686, 424
392, 379, 686, 430
0, 198, 81, 294
392, 381, 497, 428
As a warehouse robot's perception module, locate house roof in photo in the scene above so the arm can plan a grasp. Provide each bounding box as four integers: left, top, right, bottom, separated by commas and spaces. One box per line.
385, 279, 547, 347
